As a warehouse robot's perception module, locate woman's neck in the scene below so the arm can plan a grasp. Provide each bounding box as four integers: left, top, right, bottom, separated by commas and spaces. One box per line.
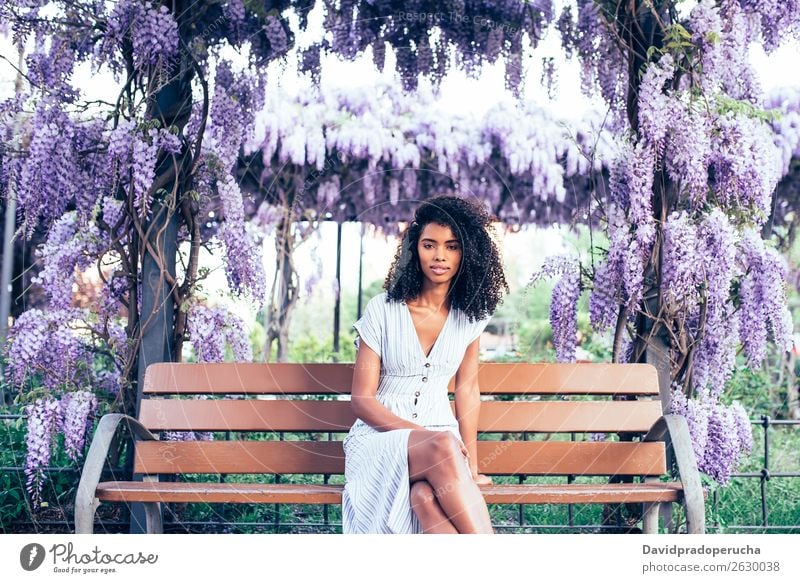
410, 284, 451, 312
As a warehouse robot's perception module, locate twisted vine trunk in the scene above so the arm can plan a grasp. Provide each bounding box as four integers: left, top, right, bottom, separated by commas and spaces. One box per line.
603, 0, 676, 532
262, 190, 319, 362
264, 211, 301, 362
126, 0, 198, 533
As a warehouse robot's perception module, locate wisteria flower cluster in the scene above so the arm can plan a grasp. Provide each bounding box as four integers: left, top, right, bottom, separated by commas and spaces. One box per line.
98, 0, 179, 77
5, 308, 90, 391
669, 385, 752, 487
569, 0, 798, 486
24, 390, 98, 509
251, 81, 616, 232
162, 304, 253, 442
527, 255, 582, 362
186, 303, 253, 363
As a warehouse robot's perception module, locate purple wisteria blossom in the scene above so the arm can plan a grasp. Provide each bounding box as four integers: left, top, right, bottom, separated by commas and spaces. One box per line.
669, 384, 753, 486
738, 0, 800, 52
60, 390, 99, 463
622, 141, 655, 227
5, 309, 89, 391
623, 221, 655, 311
98, 0, 179, 76
216, 174, 267, 305
550, 264, 581, 363
32, 212, 89, 309
17, 100, 78, 236
689, 0, 723, 92
669, 384, 710, 469
637, 54, 675, 150
24, 398, 62, 510
700, 400, 742, 486
737, 230, 793, 367
711, 112, 783, 221
665, 100, 712, 204
529, 256, 582, 363
187, 304, 252, 363
589, 201, 627, 331
661, 211, 702, 304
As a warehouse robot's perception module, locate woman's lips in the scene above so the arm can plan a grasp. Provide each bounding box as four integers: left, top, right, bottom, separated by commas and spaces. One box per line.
430, 267, 449, 274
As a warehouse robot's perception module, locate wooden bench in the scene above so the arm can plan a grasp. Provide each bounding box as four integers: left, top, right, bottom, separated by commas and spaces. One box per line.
75, 362, 705, 533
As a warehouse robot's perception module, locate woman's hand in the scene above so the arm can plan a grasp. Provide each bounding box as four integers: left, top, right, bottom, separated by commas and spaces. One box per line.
471, 473, 493, 486
456, 440, 491, 484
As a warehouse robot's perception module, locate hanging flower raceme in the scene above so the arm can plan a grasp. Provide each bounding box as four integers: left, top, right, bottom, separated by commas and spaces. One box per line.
165, 304, 252, 442
687, 210, 737, 398
215, 172, 267, 306
17, 100, 79, 236
5, 309, 90, 391
106, 120, 183, 220
589, 212, 626, 332
668, 385, 753, 486
23, 390, 99, 510
24, 397, 62, 510
59, 390, 99, 463
98, 0, 179, 77
187, 304, 252, 364
661, 211, 703, 305
32, 212, 100, 310
528, 255, 582, 363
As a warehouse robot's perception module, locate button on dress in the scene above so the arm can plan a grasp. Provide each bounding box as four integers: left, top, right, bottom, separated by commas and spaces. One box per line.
342, 292, 493, 534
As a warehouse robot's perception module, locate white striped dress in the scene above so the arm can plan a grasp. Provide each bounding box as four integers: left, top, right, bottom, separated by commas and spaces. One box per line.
342, 292, 493, 534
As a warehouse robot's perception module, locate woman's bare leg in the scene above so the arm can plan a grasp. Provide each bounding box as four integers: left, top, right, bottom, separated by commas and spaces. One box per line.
410, 480, 458, 534
407, 430, 494, 534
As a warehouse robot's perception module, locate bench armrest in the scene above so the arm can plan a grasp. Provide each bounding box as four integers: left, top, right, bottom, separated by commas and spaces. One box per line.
644, 414, 705, 533
75, 414, 157, 524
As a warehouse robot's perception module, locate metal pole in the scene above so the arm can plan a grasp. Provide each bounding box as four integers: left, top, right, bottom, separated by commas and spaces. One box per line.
762, 415, 770, 527
333, 221, 342, 359
0, 187, 15, 403
357, 222, 364, 318
0, 45, 25, 403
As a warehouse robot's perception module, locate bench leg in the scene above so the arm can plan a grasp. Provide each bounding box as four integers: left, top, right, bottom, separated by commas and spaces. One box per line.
684, 495, 705, 534
143, 503, 163, 534
642, 502, 660, 534
75, 496, 101, 534
660, 501, 674, 532
140, 475, 164, 534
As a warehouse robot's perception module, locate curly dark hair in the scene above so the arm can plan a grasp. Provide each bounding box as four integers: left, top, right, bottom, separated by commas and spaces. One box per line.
383, 195, 509, 322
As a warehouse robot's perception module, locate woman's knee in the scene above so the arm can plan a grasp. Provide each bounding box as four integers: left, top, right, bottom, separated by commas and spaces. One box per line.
409, 480, 436, 510
408, 430, 465, 482
428, 431, 464, 468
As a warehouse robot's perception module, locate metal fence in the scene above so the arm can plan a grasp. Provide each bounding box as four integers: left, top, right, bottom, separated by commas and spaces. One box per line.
2, 414, 798, 534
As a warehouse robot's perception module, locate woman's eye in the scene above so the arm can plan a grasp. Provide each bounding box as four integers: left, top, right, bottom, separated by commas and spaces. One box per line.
422, 243, 459, 250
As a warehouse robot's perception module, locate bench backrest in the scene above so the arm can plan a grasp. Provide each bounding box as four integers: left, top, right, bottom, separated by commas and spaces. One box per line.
135, 362, 665, 478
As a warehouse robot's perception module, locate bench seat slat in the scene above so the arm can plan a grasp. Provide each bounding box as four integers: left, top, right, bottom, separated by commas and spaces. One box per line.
95, 481, 683, 504
133, 441, 667, 476
138, 400, 662, 433
143, 363, 659, 396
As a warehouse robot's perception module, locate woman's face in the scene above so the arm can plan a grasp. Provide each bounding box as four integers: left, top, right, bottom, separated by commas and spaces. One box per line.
416, 222, 462, 286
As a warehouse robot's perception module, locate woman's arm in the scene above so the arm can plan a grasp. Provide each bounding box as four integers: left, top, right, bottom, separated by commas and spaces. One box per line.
454, 338, 482, 476
351, 342, 425, 432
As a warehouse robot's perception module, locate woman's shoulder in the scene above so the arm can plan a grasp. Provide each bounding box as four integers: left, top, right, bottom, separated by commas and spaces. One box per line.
367, 291, 389, 306
364, 292, 392, 315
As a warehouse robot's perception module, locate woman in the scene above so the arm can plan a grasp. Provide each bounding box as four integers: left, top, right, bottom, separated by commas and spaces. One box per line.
342, 195, 509, 534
